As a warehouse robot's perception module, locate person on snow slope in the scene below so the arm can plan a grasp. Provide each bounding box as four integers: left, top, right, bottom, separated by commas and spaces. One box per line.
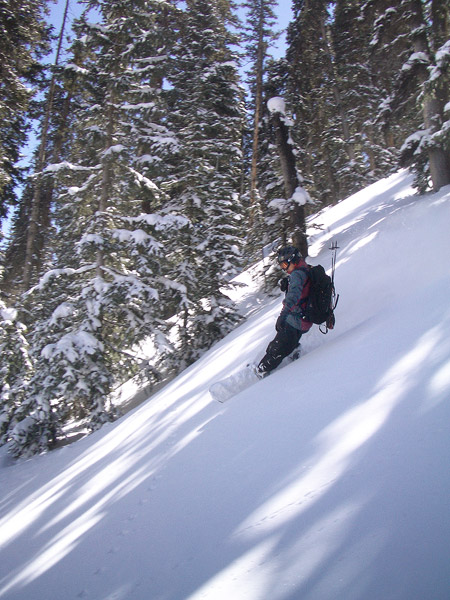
255, 245, 312, 377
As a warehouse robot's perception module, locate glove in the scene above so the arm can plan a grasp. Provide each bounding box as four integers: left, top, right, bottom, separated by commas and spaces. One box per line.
276, 316, 286, 332
280, 278, 289, 292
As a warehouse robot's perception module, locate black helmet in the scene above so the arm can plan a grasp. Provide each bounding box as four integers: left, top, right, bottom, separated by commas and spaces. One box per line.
277, 246, 301, 268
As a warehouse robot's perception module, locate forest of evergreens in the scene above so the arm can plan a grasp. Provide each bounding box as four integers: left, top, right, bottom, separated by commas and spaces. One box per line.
1, 0, 449, 457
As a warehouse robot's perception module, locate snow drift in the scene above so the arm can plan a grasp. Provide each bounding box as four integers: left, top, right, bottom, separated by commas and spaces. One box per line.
0, 170, 449, 600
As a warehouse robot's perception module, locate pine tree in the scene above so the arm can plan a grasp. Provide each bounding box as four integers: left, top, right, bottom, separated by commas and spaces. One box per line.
266, 95, 311, 257
0, 0, 51, 222
164, 0, 246, 363
0, 301, 33, 452
10, 0, 188, 455
21, 0, 71, 293
400, 0, 450, 191
428, 0, 450, 188
241, 0, 279, 239
255, 57, 294, 254
332, 0, 398, 187
1, 1, 75, 298
367, 0, 450, 191
286, 0, 344, 206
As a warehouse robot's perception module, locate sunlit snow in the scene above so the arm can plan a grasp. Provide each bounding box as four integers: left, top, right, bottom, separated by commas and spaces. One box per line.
1, 170, 449, 600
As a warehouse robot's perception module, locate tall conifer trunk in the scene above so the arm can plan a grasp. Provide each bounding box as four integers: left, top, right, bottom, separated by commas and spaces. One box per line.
408, 0, 450, 191
270, 111, 308, 257
249, 3, 265, 224
22, 0, 70, 291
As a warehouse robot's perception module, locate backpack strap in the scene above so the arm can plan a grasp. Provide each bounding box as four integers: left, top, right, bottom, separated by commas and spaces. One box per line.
294, 265, 311, 313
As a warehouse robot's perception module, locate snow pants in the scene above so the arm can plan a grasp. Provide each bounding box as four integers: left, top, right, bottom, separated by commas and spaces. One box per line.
258, 323, 302, 375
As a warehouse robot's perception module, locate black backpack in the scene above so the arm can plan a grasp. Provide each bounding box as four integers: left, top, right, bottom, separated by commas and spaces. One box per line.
300, 264, 339, 334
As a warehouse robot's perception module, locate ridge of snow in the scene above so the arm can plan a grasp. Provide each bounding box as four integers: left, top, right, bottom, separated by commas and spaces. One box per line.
1, 171, 449, 600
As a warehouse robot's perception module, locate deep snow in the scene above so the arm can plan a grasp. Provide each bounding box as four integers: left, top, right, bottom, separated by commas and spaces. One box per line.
1, 170, 449, 600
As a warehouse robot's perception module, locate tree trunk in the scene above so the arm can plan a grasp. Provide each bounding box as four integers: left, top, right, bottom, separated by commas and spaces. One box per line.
423, 97, 450, 191
271, 111, 308, 257
22, 0, 70, 291
409, 0, 450, 191
1, 75, 76, 299
249, 4, 266, 227
97, 100, 115, 278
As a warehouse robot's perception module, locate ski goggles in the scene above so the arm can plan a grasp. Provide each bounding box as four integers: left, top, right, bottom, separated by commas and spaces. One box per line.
278, 260, 290, 270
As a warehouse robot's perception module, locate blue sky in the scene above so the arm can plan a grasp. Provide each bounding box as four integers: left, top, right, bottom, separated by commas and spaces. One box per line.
48, 1, 293, 59
271, 1, 293, 58
1, 1, 292, 236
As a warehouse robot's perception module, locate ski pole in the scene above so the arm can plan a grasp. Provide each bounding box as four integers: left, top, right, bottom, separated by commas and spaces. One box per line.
329, 241, 339, 309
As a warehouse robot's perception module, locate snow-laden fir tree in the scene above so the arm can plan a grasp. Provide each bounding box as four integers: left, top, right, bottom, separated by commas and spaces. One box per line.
241, 0, 280, 253
0, 0, 51, 223
367, 0, 450, 192
163, 0, 246, 365
398, 0, 450, 191
331, 0, 398, 188
285, 0, 403, 204
11, 0, 188, 456
286, 0, 345, 205
0, 301, 33, 454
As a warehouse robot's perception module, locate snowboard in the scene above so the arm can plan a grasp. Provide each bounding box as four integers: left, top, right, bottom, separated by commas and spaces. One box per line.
209, 346, 301, 403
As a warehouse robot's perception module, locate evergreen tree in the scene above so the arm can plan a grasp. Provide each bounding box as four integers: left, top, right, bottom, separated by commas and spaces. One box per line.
0, 301, 33, 452
165, 0, 246, 364
256, 57, 293, 253
0, 0, 51, 222
367, 0, 450, 191
10, 0, 187, 455
21, 0, 71, 293
399, 0, 450, 191
286, 0, 344, 206
266, 95, 311, 257
241, 0, 279, 243
1, 0, 75, 298
332, 0, 398, 187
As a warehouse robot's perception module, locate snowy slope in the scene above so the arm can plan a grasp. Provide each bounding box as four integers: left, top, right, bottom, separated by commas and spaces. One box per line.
1, 170, 449, 600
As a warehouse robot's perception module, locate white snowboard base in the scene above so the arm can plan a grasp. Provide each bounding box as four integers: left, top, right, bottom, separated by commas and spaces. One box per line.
209, 345, 301, 403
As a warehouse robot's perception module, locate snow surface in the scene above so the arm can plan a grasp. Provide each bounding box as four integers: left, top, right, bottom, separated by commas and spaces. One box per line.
1, 170, 450, 600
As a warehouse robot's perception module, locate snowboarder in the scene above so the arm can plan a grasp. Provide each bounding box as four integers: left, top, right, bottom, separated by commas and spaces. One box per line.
254, 246, 313, 377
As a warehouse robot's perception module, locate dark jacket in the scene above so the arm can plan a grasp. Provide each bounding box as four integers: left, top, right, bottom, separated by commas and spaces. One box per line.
279, 261, 313, 332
